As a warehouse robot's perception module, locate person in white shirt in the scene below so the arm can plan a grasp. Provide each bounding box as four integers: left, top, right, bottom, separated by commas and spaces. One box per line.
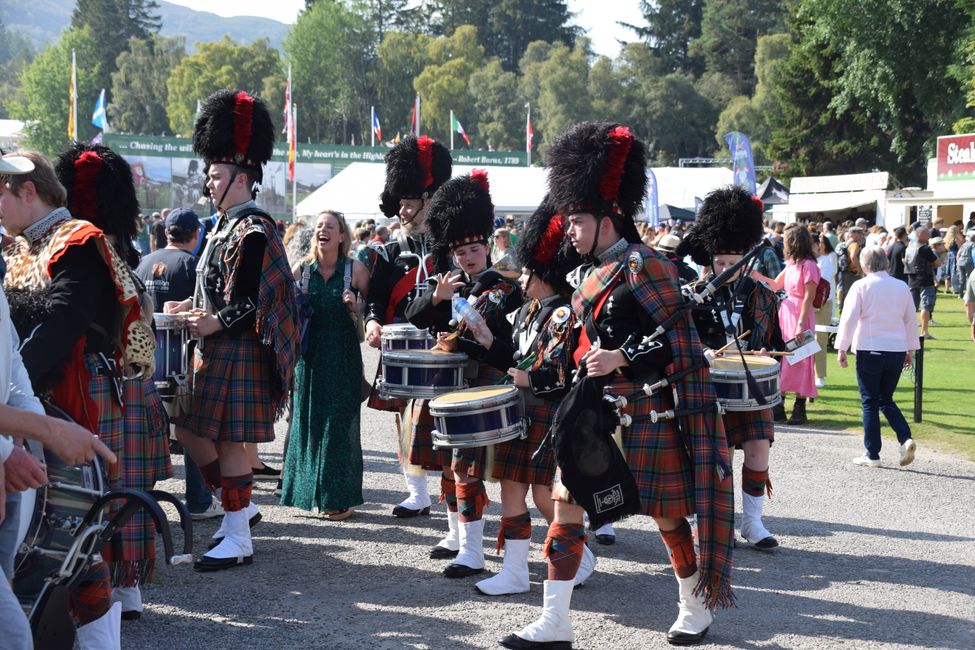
813, 233, 837, 387
835, 246, 920, 468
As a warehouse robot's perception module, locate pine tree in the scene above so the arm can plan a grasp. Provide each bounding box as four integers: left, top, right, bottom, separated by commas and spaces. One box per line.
71, 0, 160, 97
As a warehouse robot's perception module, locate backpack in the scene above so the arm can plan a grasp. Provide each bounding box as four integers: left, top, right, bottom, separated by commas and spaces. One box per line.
836, 242, 850, 272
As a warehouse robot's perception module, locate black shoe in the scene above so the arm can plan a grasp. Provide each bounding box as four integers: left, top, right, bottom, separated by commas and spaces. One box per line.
752, 535, 779, 550
499, 633, 573, 649
207, 512, 263, 550
771, 401, 787, 423
252, 463, 280, 481
443, 563, 485, 578
430, 545, 460, 559
392, 505, 431, 518
787, 398, 807, 425
193, 554, 254, 572
120, 610, 142, 621
667, 627, 709, 645
595, 533, 616, 546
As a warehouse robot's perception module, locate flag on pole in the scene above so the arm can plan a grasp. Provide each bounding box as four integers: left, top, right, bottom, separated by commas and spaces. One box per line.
371, 107, 382, 144
91, 88, 108, 131
195, 99, 202, 122
67, 50, 78, 140
410, 95, 421, 137
288, 104, 296, 184
283, 64, 292, 136
723, 131, 757, 195
644, 169, 659, 226
450, 111, 471, 147
526, 103, 533, 166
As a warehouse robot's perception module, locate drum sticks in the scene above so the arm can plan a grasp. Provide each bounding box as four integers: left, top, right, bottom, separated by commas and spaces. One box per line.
713, 329, 751, 356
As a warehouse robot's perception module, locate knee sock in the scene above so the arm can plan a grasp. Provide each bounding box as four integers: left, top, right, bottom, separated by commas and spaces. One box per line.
742, 465, 772, 498
455, 480, 488, 523
496, 511, 532, 553
440, 475, 458, 512
544, 522, 586, 581
199, 458, 222, 493
659, 519, 697, 579
70, 561, 112, 626
220, 473, 253, 512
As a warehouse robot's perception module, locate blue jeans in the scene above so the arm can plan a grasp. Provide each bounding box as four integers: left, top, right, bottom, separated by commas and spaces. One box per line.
855, 351, 913, 460
184, 452, 214, 513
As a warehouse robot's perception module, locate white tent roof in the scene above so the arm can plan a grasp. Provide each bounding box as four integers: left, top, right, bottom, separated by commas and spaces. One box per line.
295, 162, 734, 221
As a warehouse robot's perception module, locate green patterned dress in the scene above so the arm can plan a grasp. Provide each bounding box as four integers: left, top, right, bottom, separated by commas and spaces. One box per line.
281, 261, 364, 512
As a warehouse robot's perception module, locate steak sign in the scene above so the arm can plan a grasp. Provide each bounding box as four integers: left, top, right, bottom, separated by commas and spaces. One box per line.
937, 133, 975, 181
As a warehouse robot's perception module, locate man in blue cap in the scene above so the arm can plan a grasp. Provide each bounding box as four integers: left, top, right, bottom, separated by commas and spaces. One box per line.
135, 208, 201, 309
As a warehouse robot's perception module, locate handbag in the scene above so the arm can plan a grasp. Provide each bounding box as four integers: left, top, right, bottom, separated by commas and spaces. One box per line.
342, 259, 371, 402
812, 276, 831, 309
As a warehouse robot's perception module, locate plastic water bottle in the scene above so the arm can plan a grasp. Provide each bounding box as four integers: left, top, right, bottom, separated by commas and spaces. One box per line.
451, 295, 487, 332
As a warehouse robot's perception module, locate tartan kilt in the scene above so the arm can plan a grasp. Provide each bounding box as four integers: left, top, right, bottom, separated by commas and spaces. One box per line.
723, 408, 774, 449
174, 331, 278, 443
449, 362, 507, 479
491, 394, 557, 486
406, 399, 451, 471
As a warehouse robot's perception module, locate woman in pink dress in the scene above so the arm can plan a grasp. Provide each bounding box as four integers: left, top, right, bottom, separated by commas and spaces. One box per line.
751, 225, 821, 424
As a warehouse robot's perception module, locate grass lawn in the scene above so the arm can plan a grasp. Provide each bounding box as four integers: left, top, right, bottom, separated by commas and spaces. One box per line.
804, 289, 974, 462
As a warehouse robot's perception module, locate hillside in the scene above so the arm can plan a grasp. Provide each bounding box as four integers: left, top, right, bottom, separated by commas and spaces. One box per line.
1, 0, 289, 51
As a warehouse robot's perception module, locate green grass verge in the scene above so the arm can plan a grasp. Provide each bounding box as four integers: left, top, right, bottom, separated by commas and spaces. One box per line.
804, 289, 974, 462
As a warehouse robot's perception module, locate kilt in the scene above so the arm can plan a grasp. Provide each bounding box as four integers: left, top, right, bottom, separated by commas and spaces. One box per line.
491, 394, 557, 486
553, 377, 695, 519
723, 408, 774, 449
405, 399, 451, 471
174, 330, 278, 443
105, 377, 173, 587
82, 355, 124, 483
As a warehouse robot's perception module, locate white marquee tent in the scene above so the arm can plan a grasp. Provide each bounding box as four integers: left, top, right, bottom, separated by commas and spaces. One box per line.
295, 162, 734, 222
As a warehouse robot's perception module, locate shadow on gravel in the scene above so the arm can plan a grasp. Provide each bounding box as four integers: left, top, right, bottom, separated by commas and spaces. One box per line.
765, 516, 975, 544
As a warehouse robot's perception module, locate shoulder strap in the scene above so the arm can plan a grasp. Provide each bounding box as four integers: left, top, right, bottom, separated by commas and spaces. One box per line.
344, 259, 353, 291
300, 262, 311, 294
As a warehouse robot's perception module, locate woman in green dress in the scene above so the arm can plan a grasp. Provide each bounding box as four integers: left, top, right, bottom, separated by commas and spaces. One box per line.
281, 210, 369, 519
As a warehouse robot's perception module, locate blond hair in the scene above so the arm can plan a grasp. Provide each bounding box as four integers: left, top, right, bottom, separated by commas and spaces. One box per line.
303, 210, 351, 266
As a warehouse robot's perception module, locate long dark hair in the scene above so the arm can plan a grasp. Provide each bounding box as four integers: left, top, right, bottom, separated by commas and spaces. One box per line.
784, 224, 816, 263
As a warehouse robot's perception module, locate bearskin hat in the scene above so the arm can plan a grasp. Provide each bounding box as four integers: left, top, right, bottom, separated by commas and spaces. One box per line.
380, 135, 452, 216
675, 186, 765, 267
426, 169, 494, 268
55, 142, 139, 248
546, 122, 647, 244
517, 196, 580, 295
192, 89, 274, 184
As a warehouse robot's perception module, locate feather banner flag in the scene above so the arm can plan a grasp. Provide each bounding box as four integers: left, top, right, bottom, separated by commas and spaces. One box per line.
723, 131, 757, 195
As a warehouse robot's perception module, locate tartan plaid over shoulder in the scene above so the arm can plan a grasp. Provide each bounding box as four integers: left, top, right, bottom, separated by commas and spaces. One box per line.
746, 279, 783, 352
223, 212, 299, 414
576, 243, 736, 609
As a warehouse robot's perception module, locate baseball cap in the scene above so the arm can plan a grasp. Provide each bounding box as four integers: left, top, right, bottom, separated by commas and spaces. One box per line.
165, 208, 200, 231
910, 221, 922, 230
0, 155, 35, 175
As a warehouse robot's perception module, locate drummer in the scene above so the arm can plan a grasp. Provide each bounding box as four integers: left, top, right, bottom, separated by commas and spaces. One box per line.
405, 170, 523, 578
677, 186, 783, 550
501, 123, 735, 649
361, 135, 452, 520
465, 197, 596, 596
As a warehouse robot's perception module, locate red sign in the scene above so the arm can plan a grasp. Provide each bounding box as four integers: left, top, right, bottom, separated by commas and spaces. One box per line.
937, 133, 975, 181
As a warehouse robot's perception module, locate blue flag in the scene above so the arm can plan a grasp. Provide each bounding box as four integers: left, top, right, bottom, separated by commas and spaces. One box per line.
723, 131, 756, 195
644, 169, 660, 226
92, 88, 109, 131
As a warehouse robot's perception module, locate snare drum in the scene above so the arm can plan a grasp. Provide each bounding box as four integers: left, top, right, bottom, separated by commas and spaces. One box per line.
378, 349, 468, 399
430, 385, 526, 449
153, 313, 188, 395
14, 420, 107, 616
381, 323, 433, 352
709, 355, 782, 412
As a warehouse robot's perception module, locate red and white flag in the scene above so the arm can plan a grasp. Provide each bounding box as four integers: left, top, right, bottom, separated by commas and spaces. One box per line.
410, 95, 420, 137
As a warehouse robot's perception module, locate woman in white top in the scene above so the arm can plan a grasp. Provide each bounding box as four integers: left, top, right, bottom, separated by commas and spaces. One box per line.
812, 233, 836, 387
835, 246, 920, 468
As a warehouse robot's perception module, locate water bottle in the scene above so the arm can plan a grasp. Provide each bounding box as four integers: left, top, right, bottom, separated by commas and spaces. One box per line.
451, 295, 487, 332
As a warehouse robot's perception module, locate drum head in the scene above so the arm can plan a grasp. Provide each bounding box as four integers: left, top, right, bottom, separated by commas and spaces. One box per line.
711, 355, 779, 371
430, 385, 518, 410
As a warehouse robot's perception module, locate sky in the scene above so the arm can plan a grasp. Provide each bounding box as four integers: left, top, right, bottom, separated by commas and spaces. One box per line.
162, 0, 646, 59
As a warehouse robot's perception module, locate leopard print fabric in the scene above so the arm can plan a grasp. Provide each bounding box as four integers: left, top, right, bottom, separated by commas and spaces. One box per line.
3, 219, 155, 377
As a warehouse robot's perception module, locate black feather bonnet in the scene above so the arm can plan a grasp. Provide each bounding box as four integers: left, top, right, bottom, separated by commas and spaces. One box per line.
675, 185, 765, 266
426, 169, 494, 268
380, 135, 452, 217
192, 89, 274, 184
517, 195, 580, 296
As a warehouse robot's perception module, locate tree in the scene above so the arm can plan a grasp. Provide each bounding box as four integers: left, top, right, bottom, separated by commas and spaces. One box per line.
376, 31, 432, 137
110, 36, 185, 135
588, 56, 631, 125
625, 0, 704, 76
525, 39, 592, 157
413, 25, 485, 143
166, 38, 284, 137
468, 58, 523, 150
0, 17, 35, 120
7, 28, 102, 155
285, 1, 377, 144
71, 0, 160, 96
692, 0, 786, 96
638, 73, 717, 163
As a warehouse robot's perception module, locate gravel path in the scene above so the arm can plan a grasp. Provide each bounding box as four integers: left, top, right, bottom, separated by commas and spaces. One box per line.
123, 346, 975, 649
